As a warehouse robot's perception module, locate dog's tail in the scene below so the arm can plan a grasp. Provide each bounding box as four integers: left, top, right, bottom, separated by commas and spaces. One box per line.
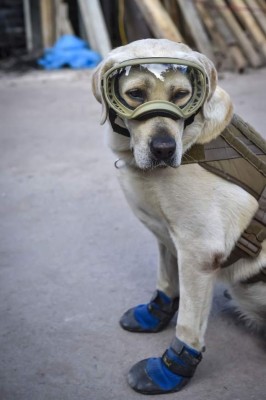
229, 280, 266, 333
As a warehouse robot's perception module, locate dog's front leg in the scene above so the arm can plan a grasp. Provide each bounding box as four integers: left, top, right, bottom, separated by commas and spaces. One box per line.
156, 241, 179, 299
176, 248, 218, 351
127, 245, 219, 395
120, 241, 180, 333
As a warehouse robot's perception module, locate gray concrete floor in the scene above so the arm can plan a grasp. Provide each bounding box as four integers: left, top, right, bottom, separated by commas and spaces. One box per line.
0, 68, 266, 400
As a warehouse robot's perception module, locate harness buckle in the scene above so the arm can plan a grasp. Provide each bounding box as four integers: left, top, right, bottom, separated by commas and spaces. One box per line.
236, 231, 262, 258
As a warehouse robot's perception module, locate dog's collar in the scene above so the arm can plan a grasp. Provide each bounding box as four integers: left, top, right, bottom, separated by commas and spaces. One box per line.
108, 109, 198, 138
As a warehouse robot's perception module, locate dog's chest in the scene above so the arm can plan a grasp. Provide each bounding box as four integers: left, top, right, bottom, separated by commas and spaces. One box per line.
117, 163, 259, 258
118, 168, 174, 247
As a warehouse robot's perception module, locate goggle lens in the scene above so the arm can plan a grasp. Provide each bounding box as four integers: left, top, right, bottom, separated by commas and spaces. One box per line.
103, 59, 207, 120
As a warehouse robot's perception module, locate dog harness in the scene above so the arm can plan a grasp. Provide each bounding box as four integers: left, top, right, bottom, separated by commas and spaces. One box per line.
110, 110, 266, 279
182, 114, 266, 274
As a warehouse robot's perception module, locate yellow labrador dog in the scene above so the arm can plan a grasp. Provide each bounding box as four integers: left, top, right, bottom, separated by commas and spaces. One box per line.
92, 39, 266, 395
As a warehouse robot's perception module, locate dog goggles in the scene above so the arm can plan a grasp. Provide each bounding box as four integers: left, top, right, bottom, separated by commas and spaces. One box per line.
102, 58, 208, 120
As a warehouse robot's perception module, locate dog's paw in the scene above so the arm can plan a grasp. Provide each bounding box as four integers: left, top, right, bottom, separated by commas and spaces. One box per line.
127, 337, 202, 395
119, 290, 179, 333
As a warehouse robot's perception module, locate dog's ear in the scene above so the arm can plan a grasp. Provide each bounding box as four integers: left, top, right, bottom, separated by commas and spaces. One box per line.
196, 53, 233, 142
92, 59, 114, 125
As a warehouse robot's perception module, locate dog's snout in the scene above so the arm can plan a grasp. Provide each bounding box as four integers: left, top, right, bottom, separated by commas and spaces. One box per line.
150, 135, 176, 161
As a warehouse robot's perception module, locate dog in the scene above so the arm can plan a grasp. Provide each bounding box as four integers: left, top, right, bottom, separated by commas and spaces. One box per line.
92, 39, 266, 395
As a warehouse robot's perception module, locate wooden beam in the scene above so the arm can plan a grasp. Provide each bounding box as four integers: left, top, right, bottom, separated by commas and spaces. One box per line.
195, 3, 224, 54
245, 0, 266, 36
177, 0, 215, 61
196, 1, 247, 72
77, 0, 111, 57
40, 0, 55, 48
162, 0, 180, 27
213, 0, 262, 67
256, 0, 266, 13
133, 0, 184, 42
23, 0, 33, 52
230, 0, 266, 59
207, 1, 247, 72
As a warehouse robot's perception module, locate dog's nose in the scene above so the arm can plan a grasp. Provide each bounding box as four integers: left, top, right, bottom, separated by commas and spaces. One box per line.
150, 135, 176, 161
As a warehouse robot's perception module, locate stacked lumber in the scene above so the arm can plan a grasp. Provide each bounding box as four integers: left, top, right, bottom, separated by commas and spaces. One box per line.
78, 0, 111, 57
126, 0, 266, 72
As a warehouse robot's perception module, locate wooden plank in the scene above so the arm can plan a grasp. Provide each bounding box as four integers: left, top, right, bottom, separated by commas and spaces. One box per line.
230, 0, 266, 58
124, 1, 152, 43
58, 1, 74, 36
28, 0, 43, 52
133, 0, 184, 42
162, 0, 180, 26
207, 1, 248, 72
209, 2, 237, 46
228, 45, 248, 72
213, 0, 262, 67
54, 0, 61, 40
23, 0, 33, 52
40, 0, 55, 48
245, 0, 266, 36
177, 0, 215, 60
195, 2, 224, 58
256, 0, 266, 13
77, 0, 111, 57
196, 1, 247, 72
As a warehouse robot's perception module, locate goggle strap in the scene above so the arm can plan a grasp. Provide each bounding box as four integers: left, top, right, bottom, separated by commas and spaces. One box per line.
109, 109, 131, 137
184, 111, 199, 128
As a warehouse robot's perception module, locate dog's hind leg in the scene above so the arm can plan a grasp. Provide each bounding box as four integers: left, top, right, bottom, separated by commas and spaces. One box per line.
229, 278, 266, 331
119, 241, 179, 333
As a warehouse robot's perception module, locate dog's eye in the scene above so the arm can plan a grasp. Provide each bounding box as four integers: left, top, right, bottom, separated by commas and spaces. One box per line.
126, 89, 145, 101
172, 90, 190, 102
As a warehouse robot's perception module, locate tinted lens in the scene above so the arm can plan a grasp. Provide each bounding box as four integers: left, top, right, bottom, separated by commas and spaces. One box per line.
114, 63, 194, 110
104, 60, 206, 119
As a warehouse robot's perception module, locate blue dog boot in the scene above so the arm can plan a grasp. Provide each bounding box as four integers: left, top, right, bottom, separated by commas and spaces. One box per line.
119, 290, 179, 333
127, 337, 202, 395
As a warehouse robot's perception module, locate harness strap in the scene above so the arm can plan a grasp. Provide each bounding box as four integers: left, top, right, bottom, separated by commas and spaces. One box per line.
241, 267, 266, 284
232, 114, 266, 154
221, 126, 266, 177
222, 183, 266, 268
182, 114, 266, 269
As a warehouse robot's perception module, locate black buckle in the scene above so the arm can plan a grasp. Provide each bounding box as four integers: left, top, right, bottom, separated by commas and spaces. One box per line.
236, 232, 262, 258
162, 344, 202, 378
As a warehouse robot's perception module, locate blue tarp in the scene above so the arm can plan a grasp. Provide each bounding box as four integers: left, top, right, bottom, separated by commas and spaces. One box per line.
38, 35, 102, 70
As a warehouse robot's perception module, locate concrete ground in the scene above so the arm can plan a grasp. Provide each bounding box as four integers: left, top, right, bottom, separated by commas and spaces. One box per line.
0, 67, 265, 400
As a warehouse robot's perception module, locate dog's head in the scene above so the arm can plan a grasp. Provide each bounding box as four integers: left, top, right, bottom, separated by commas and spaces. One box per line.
92, 39, 233, 170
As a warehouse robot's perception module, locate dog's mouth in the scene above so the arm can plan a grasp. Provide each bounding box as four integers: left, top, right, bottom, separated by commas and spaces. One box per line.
132, 141, 181, 170
137, 158, 180, 171
151, 156, 179, 169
